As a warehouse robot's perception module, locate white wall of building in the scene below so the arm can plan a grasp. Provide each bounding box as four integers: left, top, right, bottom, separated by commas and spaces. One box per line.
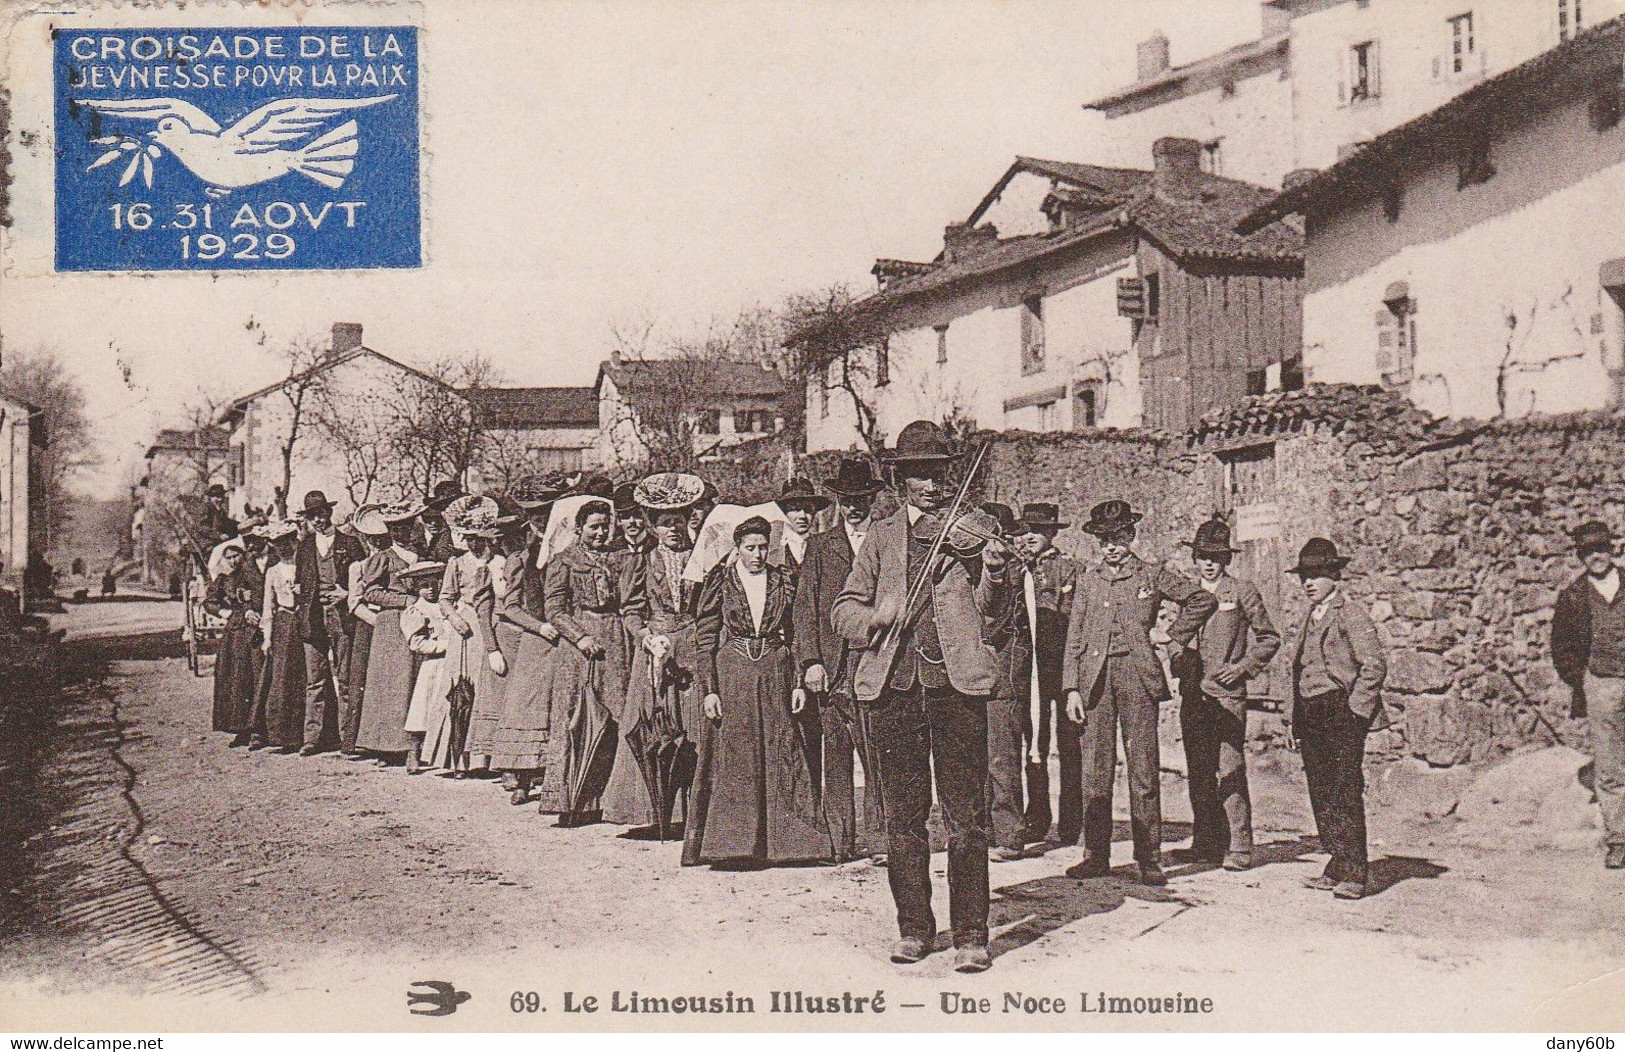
1092, 66, 1296, 188
0, 396, 31, 588
805, 248, 1140, 452
1303, 94, 1625, 420
1289, 0, 1625, 171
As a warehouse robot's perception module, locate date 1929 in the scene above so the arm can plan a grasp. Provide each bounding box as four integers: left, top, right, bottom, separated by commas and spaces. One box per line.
106, 199, 367, 262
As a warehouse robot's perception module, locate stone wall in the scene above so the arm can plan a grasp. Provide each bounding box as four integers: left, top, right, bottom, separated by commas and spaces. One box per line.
793, 385, 1625, 766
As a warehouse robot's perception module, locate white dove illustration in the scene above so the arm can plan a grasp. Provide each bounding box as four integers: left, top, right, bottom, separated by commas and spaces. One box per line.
76, 95, 397, 194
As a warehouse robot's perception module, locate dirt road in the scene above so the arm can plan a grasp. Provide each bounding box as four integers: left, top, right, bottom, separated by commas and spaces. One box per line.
2, 621, 1622, 1032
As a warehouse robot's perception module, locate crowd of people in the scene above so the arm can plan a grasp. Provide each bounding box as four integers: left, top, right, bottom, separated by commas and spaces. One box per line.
193, 416, 1624, 973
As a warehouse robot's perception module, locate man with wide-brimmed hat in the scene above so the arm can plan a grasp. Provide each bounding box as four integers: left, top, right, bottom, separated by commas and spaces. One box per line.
1173, 515, 1280, 871
775, 477, 831, 570
792, 456, 887, 864
832, 421, 1012, 973
610, 482, 654, 556
292, 490, 365, 756
1061, 499, 1217, 886
1286, 537, 1387, 900
1010, 501, 1081, 850
1552, 520, 1625, 869
419, 481, 465, 562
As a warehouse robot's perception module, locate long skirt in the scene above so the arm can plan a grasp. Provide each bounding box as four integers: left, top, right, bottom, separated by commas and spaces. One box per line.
467, 620, 520, 760
404, 643, 470, 769
489, 628, 563, 772
606, 620, 702, 827
681, 638, 832, 865
355, 610, 414, 753
342, 618, 374, 749
253, 608, 305, 749
212, 619, 262, 734
452, 602, 502, 768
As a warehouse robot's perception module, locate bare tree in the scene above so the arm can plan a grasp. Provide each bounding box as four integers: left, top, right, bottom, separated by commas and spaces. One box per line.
0, 347, 99, 545
780, 283, 890, 452
269, 335, 331, 517
383, 354, 501, 500
1496, 289, 1589, 418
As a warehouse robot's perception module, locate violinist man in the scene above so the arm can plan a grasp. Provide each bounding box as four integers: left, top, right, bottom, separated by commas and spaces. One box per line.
1062, 500, 1217, 886
832, 420, 1011, 974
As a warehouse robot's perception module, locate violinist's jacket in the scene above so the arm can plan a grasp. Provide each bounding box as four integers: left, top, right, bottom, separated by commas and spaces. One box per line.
833, 506, 1011, 703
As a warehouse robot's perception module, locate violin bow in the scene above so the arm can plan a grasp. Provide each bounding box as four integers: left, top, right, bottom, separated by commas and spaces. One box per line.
894, 438, 992, 636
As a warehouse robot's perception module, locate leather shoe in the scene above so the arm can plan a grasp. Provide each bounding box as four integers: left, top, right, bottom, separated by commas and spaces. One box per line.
1222, 852, 1252, 871
1138, 862, 1168, 887
298, 744, 318, 757
1172, 846, 1219, 863
990, 846, 1024, 863
1607, 845, 1625, 870
953, 945, 992, 973
1065, 857, 1109, 880
1303, 875, 1338, 891
1332, 880, 1366, 900
890, 936, 932, 964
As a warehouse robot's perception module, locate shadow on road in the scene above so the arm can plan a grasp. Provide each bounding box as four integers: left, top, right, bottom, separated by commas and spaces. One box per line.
988, 872, 1191, 957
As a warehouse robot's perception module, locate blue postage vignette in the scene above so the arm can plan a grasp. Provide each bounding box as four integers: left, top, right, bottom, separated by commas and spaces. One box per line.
53, 26, 420, 271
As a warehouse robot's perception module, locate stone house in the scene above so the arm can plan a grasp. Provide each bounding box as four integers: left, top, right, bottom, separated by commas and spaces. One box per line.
0, 392, 43, 602
1240, 14, 1625, 420
1086, 0, 1625, 188
467, 386, 600, 489
803, 138, 1303, 452
594, 354, 789, 470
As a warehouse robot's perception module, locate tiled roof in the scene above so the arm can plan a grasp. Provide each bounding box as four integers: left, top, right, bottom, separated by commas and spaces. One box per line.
147, 425, 229, 456
1239, 14, 1625, 233
1188, 384, 1437, 447
469, 387, 597, 429
1084, 32, 1290, 115
602, 359, 788, 398
869, 166, 1301, 308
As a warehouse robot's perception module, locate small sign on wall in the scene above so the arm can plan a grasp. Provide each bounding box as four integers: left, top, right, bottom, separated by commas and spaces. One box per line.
1234, 502, 1282, 543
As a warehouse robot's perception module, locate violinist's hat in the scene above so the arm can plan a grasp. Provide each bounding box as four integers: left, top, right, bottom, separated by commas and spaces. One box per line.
884, 420, 963, 465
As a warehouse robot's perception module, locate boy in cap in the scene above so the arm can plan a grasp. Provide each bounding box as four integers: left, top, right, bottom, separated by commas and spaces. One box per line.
1174, 515, 1280, 871
1286, 537, 1387, 899
1552, 520, 1625, 869
1062, 499, 1217, 886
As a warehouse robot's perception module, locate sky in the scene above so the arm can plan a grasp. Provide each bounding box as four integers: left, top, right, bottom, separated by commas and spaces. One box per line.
0, 0, 1262, 496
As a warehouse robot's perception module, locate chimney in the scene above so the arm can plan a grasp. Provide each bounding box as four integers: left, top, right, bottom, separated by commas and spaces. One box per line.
1137, 32, 1171, 81
1283, 167, 1320, 191
1261, 1, 1291, 38
330, 321, 363, 358
1151, 136, 1203, 196
943, 222, 999, 263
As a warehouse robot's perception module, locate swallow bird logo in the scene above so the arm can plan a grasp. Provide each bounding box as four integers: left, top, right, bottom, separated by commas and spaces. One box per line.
407, 980, 471, 1017
76, 94, 397, 196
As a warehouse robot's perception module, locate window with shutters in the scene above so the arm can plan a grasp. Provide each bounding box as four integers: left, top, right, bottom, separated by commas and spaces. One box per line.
935, 323, 949, 364
1073, 382, 1101, 429
1349, 41, 1379, 103
1457, 137, 1495, 189
875, 337, 891, 387
1376, 296, 1417, 387
1447, 12, 1475, 75
1144, 273, 1161, 319
1201, 139, 1224, 175
1560, 0, 1583, 41
1020, 294, 1045, 375
697, 409, 722, 435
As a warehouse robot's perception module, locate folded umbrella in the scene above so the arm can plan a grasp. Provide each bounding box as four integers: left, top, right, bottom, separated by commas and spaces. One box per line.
445, 640, 476, 769
560, 678, 617, 827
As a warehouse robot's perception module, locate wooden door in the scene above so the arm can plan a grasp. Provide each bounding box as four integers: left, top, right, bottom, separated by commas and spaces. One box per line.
1218, 443, 1286, 704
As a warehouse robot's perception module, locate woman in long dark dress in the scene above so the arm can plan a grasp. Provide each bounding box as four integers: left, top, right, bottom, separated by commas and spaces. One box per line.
253, 522, 306, 751
204, 542, 264, 745
544, 499, 630, 825
486, 495, 566, 806
354, 506, 423, 757
341, 508, 393, 759
618, 477, 707, 828
683, 516, 831, 866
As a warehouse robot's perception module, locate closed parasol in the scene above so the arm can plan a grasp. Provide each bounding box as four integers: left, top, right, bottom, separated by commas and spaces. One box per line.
624, 660, 696, 841
445, 640, 476, 771
559, 681, 618, 827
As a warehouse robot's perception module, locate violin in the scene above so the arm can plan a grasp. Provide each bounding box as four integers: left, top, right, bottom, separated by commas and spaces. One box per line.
910, 506, 1007, 558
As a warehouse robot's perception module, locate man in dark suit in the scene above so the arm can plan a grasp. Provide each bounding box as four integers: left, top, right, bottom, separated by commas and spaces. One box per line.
979, 502, 1028, 861
419, 480, 464, 561
1173, 516, 1280, 871
294, 490, 365, 756
1062, 500, 1216, 886
793, 458, 886, 863
612, 482, 655, 555
1286, 537, 1387, 900
1550, 520, 1625, 869
832, 421, 1011, 973
1011, 502, 1081, 848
